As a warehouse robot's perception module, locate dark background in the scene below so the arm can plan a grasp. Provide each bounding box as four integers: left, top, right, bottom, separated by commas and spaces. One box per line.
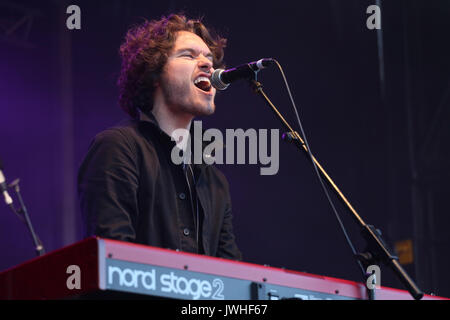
1, 0, 449, 298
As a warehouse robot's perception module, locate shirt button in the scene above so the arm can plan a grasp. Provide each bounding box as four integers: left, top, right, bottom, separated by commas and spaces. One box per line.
179, 193, 186, 200
183, 228, 190, 236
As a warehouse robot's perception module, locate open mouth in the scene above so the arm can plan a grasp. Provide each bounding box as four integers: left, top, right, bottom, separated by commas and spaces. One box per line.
194, 76, 212, 92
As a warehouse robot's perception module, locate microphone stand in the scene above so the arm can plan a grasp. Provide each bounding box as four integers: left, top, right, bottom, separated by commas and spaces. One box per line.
249, 79, 423, 300
8, 179, 45, 257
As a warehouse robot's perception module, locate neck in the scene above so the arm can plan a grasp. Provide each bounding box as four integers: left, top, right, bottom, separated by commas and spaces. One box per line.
151, 103, 193, 152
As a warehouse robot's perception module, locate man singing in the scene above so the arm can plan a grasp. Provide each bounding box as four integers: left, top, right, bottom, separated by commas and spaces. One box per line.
78, 14, 242, 260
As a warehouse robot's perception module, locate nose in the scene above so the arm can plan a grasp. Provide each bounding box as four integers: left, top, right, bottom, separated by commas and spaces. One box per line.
198, 54, 213, 73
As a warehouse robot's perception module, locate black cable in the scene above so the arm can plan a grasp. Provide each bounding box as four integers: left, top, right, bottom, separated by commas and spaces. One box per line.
184, 162, 200, 254
272, 59, 366, 277
189, 164, 200, 254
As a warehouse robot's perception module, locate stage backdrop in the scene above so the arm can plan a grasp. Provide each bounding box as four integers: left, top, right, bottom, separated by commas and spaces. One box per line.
1, 0, 449, 298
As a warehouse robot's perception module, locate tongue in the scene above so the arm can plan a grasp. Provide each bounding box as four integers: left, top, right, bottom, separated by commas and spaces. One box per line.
195, 81, 211, 92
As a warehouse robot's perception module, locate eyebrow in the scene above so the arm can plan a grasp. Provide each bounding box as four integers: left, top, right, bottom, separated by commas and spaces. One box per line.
176, 48, 214, 59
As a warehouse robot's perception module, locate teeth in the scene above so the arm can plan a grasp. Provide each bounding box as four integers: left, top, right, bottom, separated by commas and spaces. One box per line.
194, 77, 211, 85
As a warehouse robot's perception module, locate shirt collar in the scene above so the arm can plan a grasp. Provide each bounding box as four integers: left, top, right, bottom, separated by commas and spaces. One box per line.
139, 110, 162, 129
138, 111, 216, 169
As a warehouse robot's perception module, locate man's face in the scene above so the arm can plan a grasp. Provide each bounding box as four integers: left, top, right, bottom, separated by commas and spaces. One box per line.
157, 31, 217, 117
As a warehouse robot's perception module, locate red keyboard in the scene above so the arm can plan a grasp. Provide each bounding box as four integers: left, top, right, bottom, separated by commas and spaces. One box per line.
0, 237, 446, 300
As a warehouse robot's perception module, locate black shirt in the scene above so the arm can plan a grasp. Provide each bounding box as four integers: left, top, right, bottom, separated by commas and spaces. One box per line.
77, 113, 242, 260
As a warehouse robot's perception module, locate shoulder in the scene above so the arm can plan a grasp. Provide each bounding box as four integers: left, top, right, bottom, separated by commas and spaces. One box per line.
93, 120, 139, 144
80, 120, 149, 167
89, 119, 154, 153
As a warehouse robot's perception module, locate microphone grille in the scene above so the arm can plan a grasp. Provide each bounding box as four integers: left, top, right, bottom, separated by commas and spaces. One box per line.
210, 69, 229, 91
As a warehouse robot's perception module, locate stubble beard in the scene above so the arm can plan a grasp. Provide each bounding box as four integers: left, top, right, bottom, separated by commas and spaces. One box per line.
161, 78, 216, 118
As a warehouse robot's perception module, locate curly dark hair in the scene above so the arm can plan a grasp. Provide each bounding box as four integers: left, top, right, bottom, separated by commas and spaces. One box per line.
117, 13, 227, 118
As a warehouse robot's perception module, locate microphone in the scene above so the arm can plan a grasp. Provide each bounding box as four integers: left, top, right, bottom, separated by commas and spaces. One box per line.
0, 158, 13, 205
211, 58, 275, 90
